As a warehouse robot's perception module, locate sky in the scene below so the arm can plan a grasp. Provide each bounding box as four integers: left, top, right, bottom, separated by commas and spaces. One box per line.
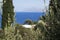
0, 0, 2, 8
13, 0, 50, 12
0, 0, 50, 12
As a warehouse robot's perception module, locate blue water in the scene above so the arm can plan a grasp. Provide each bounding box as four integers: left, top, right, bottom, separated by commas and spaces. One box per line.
0, 12, 45, 27
15, 12, 45, 24
0, 13, 2, 27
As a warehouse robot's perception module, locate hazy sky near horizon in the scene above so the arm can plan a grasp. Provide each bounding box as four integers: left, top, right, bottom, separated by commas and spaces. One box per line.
13, 0, 50, 12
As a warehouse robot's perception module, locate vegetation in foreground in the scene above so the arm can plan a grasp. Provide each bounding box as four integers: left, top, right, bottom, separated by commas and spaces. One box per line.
0, 23, 45, 40
0, 0, 60, 40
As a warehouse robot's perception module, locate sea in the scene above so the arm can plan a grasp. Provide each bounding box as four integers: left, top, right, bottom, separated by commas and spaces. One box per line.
0, 12, 45, 27
15, 12, 45, 24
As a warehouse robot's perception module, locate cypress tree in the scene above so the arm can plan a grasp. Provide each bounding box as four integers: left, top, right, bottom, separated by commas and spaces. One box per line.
37, 0, 60, 40
2, 0, 14, 30
45, 0, 60, 40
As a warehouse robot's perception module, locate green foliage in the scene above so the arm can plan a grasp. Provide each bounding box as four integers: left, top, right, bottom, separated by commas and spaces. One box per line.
0, 24, 45, 40
35, 0, 60, 40
1, 0, 60, 40
24, 19, 33, 25
38, 0, 60, 40
2, 0, 14, 29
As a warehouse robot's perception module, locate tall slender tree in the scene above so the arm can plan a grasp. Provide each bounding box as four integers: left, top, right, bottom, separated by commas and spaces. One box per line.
2, 0, 14, 30
44, 0, 60, 40
36, 0, 60, 40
